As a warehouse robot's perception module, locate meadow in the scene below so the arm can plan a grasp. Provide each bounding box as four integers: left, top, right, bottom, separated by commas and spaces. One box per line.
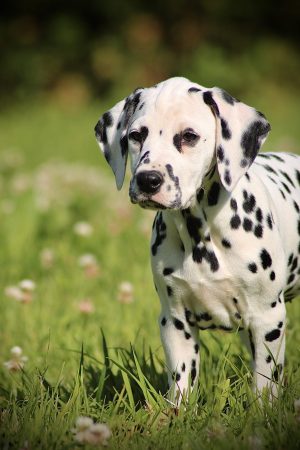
1, 88, 300, 449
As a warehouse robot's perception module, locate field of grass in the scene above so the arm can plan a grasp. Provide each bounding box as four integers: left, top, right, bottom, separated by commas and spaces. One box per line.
1, 88, 300, 449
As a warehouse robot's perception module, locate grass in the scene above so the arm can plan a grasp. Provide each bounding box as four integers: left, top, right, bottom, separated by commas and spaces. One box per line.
0, 90, 300, 449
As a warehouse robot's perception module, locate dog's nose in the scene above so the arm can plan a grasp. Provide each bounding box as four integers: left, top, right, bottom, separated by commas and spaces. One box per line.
136, 170, 163, 194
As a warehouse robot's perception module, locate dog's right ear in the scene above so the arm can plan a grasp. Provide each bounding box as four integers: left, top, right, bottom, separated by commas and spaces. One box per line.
94, 88, 144, 190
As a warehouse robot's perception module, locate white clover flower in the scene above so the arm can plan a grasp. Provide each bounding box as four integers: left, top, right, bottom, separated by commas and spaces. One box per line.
117, 281, 134, 304
73, 221, 94, 237
72, 416, 111, 446
78, 254, 100, 278
3, 346, 28, 372
4, 285, 23, 301
77, 299, 95, 314
19, 279, 36, 292
78, 253, 98, 268
40, 248, 55, 269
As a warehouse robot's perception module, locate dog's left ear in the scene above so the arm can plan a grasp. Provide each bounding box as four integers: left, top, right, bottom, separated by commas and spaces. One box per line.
203, 88, 271, 191
94, 88, 144, 190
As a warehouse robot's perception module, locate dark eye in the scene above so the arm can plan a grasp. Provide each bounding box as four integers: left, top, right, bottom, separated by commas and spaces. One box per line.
128, 130, 142, 142
182, 128, 199, 143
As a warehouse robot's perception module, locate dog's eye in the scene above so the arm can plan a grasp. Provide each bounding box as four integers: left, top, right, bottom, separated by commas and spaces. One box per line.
129, 130, 142, 142
182, 129, 199, 143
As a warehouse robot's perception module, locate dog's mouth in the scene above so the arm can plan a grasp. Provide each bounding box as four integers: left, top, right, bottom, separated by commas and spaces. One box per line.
130, 195, 167, 210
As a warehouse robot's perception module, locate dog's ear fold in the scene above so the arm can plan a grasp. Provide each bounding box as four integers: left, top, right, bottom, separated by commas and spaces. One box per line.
203, 88, 271, 191
94, 88, 144, 190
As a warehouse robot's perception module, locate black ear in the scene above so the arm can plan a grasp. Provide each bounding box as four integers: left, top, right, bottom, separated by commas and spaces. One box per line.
203, 88, 271, 191
94, 88, 144, 190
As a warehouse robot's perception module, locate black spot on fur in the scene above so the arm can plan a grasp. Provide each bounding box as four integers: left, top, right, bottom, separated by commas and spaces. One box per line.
260, 249, 272, 269
230, 215, 241, 229
188, 86, 201, 93
266, 214, 273, 229
254, 225, 263, 238
194, 344, 199, 354
241, 120, 270, 162
265, 329, 281, 342
248, 263, 258, 273
217, 145, 225, 162
163, 267, 174, 276
271, 301, 277, 308
173, 133, 181, 152
167, 286, 173, 296
248, 329, 255, 359
221, 238, 231, 248
270, 271, 276, 281
207, 182, 220, 206
151, 212, 167, 256
120, 135, 128, 157
186, 215, 203, 244
272, 363, 283, 382
161, 317, 167, 326
243, 191, 256, 213
266, 355, 272, 363
230, 198, 238, 211
173, 318, 184, 330
256, 208, 263, 223
221, 118, 232, 140
220, 89, 238, 105
243, 217, 253, 232
182, 362, 186, 372
224, 170, 232, 186
203, 91, 219, 116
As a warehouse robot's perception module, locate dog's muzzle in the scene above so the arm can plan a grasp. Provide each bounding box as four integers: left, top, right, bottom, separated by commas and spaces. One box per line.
136, 170, 164, 195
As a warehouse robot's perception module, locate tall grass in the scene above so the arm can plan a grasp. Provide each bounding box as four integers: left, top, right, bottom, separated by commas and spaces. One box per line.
0, 97, 300, 449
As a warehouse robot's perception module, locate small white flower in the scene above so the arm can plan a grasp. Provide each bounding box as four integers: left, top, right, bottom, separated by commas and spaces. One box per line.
77, 299, 95, 314
40, 248, 55, 269
72, 416, 111, 446
117, 281, 134, 304
19, 279, 36, 292
4, 286, 23, 301
78, 254, 98, 268
73, 221, 94, 237
3, 346, 28, 372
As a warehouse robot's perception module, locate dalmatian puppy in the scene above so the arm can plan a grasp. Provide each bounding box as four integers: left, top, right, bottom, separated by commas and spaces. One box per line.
94, 77, 300, 400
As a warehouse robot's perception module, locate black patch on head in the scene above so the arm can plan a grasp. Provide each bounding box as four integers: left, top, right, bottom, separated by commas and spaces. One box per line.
207, 182, 220, 206
241, 120, 270, 162
203, 91, 220, 116
271, 301, 277, 308
188, 86, 202, 93
220, 89, 238, 105
221, 118, 232, 140
248, 262, 258, 273
140, 126, 149, 143
260, 248, 272, 269
103, 111, 113, 127
173, 133, 181, 152
265, 328, 281, 342
161, 317, 167, 326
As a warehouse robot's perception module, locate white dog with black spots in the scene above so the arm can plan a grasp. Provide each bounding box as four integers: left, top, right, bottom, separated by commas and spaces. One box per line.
95, 77, 300, 401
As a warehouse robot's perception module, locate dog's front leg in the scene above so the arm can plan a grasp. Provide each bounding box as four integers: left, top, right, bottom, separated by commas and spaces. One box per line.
159, 307, 200, 403
241, 299, 286, 397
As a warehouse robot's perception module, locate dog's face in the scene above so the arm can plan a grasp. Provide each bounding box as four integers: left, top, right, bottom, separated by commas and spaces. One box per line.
95, 77, 270, 210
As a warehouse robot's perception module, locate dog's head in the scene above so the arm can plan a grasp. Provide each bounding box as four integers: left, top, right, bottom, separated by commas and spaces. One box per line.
95, 77, 270, 210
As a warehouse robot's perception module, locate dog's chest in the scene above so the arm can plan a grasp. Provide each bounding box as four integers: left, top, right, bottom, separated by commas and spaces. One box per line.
166, 212, 249, 329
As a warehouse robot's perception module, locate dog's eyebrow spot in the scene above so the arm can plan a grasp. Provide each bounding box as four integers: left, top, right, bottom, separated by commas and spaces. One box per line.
173, 133, 181, 152
188, 86, 202, 93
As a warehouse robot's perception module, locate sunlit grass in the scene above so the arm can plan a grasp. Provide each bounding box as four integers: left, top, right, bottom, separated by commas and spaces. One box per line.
0, 96, 300, 449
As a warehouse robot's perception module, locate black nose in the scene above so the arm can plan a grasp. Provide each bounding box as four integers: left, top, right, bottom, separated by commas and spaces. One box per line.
136, 170, 163, 194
